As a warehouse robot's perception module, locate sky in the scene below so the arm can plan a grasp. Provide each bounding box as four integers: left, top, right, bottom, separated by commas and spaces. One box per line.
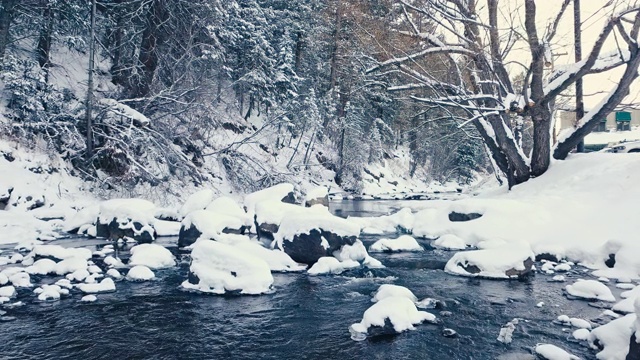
498, 0, 640, 109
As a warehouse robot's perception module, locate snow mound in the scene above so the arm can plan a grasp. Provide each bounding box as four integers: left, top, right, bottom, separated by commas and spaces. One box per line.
573, 328, 590, 341
126, 266, 155, 281
348, 208, 414, 234
179, 189, 216, 217
28, 244, 92, 261
205, 196, 251, 227
275, 206, 360, 246
81, 295, 97, 302
308, 257, 359, 275
76, 278, 116, 294
181, 240, 273, 295
129, 244, 175, 269
534, 344, 580, 360
566, 279, 616, 302
349, 296, 436, 340
333, 240, 384, 269
433, 234, 468, 250
369, 235, 422, 253
106, 269, 122, 279
244, 183, 295, 216
34, 284, 67, 301
180, 210, 244, 240
0, 285, 16, 298
231, 240, 306, 272
371, 284, 418, 303
25, 258, 57, 275
444, 244, 534, 279
589, 314, 636, 360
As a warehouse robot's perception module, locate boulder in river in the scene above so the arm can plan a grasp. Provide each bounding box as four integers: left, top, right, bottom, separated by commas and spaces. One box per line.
274, 207, 360, 265
445, 245, 534, 279
178, 210, 245, 248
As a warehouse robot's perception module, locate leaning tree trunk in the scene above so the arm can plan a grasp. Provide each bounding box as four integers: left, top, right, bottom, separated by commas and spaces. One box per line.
0, 0, 17, 59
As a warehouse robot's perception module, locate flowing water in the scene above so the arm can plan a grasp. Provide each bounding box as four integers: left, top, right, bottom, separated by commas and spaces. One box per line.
0, 200, 619, 359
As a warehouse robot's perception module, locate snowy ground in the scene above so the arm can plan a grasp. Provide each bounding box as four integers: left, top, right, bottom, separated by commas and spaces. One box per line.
584, 127, 640, 145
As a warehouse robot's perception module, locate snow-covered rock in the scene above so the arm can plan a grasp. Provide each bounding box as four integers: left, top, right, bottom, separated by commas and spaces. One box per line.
179, 189, 216, 218
66, 269, 90, 282
0, 285, 16, 298
275, 206, 360, 265
369, 235, 422, 253
371, 284, 417, 303
231, 240, 306, 272
35, 284, 67, 301
254, 200, 302, 239
433, 234, 468, 250
126, 266, 155, 281
349, 296, 436, 340
304, 186, 328, 208
348, 207, 414, 234
75, 278, 116, 294
333, 240, 383, 269
96, 199, 157, 243
307, 257, 359, 275
444, 244, 534, 279
8, 272, 31, 287
589, 314, 636, 360
178, 210, 244, 248
244, 183, 296, 217
129, 244, 175, 269
106, 268, 122, 279
534, 344, 580, 360
54, 257, 88, 275
27, 244, 92, 261
25, 258, 57, 275
205, 196, 251, 229
181, 240, 273, 295
81, 295, 97, 302
573, 328, 590, 341
565, 279, 616, 302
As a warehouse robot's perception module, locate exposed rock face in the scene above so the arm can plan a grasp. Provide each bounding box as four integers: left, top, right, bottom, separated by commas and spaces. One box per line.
605, 253, 616, 268
0, 187, 12, 210
255, 221, 279, 240
281, 192, 297, 204
628, 334, 640, 360
305, 195, 328, 208
448, 212, 482, 222
281, 229, 357, 265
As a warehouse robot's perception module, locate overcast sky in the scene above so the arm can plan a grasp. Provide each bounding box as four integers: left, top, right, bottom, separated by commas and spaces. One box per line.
498, 0, 640, 109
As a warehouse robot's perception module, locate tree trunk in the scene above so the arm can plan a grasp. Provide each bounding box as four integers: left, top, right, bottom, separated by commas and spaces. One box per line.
36, 0, 54, 80
0, 0, 17, 59
108, 0, 127, 86
530, 106, 552, 177
130, 0, 168, 99
329, 0, 342, 90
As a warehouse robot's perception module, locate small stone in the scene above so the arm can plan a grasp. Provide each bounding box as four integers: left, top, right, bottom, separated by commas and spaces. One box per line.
442, 328, 457, 338
440, 311, 453, 317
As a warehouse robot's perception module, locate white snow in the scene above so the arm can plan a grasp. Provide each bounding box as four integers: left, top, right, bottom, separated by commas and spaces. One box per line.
205, 196, 251, 227
566, 279, 616, 302
371, 284, 418, 303
106, 268, 122, 279
54, 257, 88, 275
154, 220, 182, 237
0, 285, 16, 298
8, 272, 31, 287
81, 295, 97, 302
35, 284, 66, 301
75, 278, 116, 294
28, 244, 92, 261
181, 210, 244, 241
230, 240, 306, 272
25, 258, 57, 275
179, 189, 216, 217
534, 343, 580, 360
103, 255, 125, 268
66, 269, 90, 282
275, 206, 360, 248
244, 183, 294, 216
333, 240, 384, 268
349, 296, 436, 339
126, 265, 155, 281
254, 200, 302, 228
433, 234, 468, 250
181, 239, 273, 295
589, 314, 636, 360
304, 186, 328, 204
444, 244, 534, 279
573, 328, 590, 341
308, 257, 359, 275
369, 235, 422, 253
349, 208, 414, 234
129, 244, 175, 269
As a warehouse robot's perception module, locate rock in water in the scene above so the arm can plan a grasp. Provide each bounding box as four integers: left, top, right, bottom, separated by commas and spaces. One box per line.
275, 207, 360, 265
442, 328, 457, 338
497, 319, 519, 344
448, 211, 482, 222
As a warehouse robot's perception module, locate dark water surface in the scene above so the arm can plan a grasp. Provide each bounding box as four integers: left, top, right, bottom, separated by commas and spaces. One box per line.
0, 200, 615, 359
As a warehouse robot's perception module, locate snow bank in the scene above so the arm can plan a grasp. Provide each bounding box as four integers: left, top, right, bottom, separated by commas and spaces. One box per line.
126, 266, 155, 281
205, 196, 251, 227
403, 155, 640, 281
254, 200, 302, 228
129, 244, 175, 269
181, 210, 244, 240
565, 279, 616, 302
612, 286, 640, 313
28, 244, 92, 261
181, 240, 273, 295
369, 235, 422, 253
589, 314, 636, 360
534, 344, 580, 360
349, 296, 436, 340
444, 244, 534, 279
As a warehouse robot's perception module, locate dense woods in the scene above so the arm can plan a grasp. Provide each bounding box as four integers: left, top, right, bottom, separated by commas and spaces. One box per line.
7, 0, 637, 192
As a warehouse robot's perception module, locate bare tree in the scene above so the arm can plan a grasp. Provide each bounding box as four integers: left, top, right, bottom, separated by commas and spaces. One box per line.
367, 0, 640, 187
